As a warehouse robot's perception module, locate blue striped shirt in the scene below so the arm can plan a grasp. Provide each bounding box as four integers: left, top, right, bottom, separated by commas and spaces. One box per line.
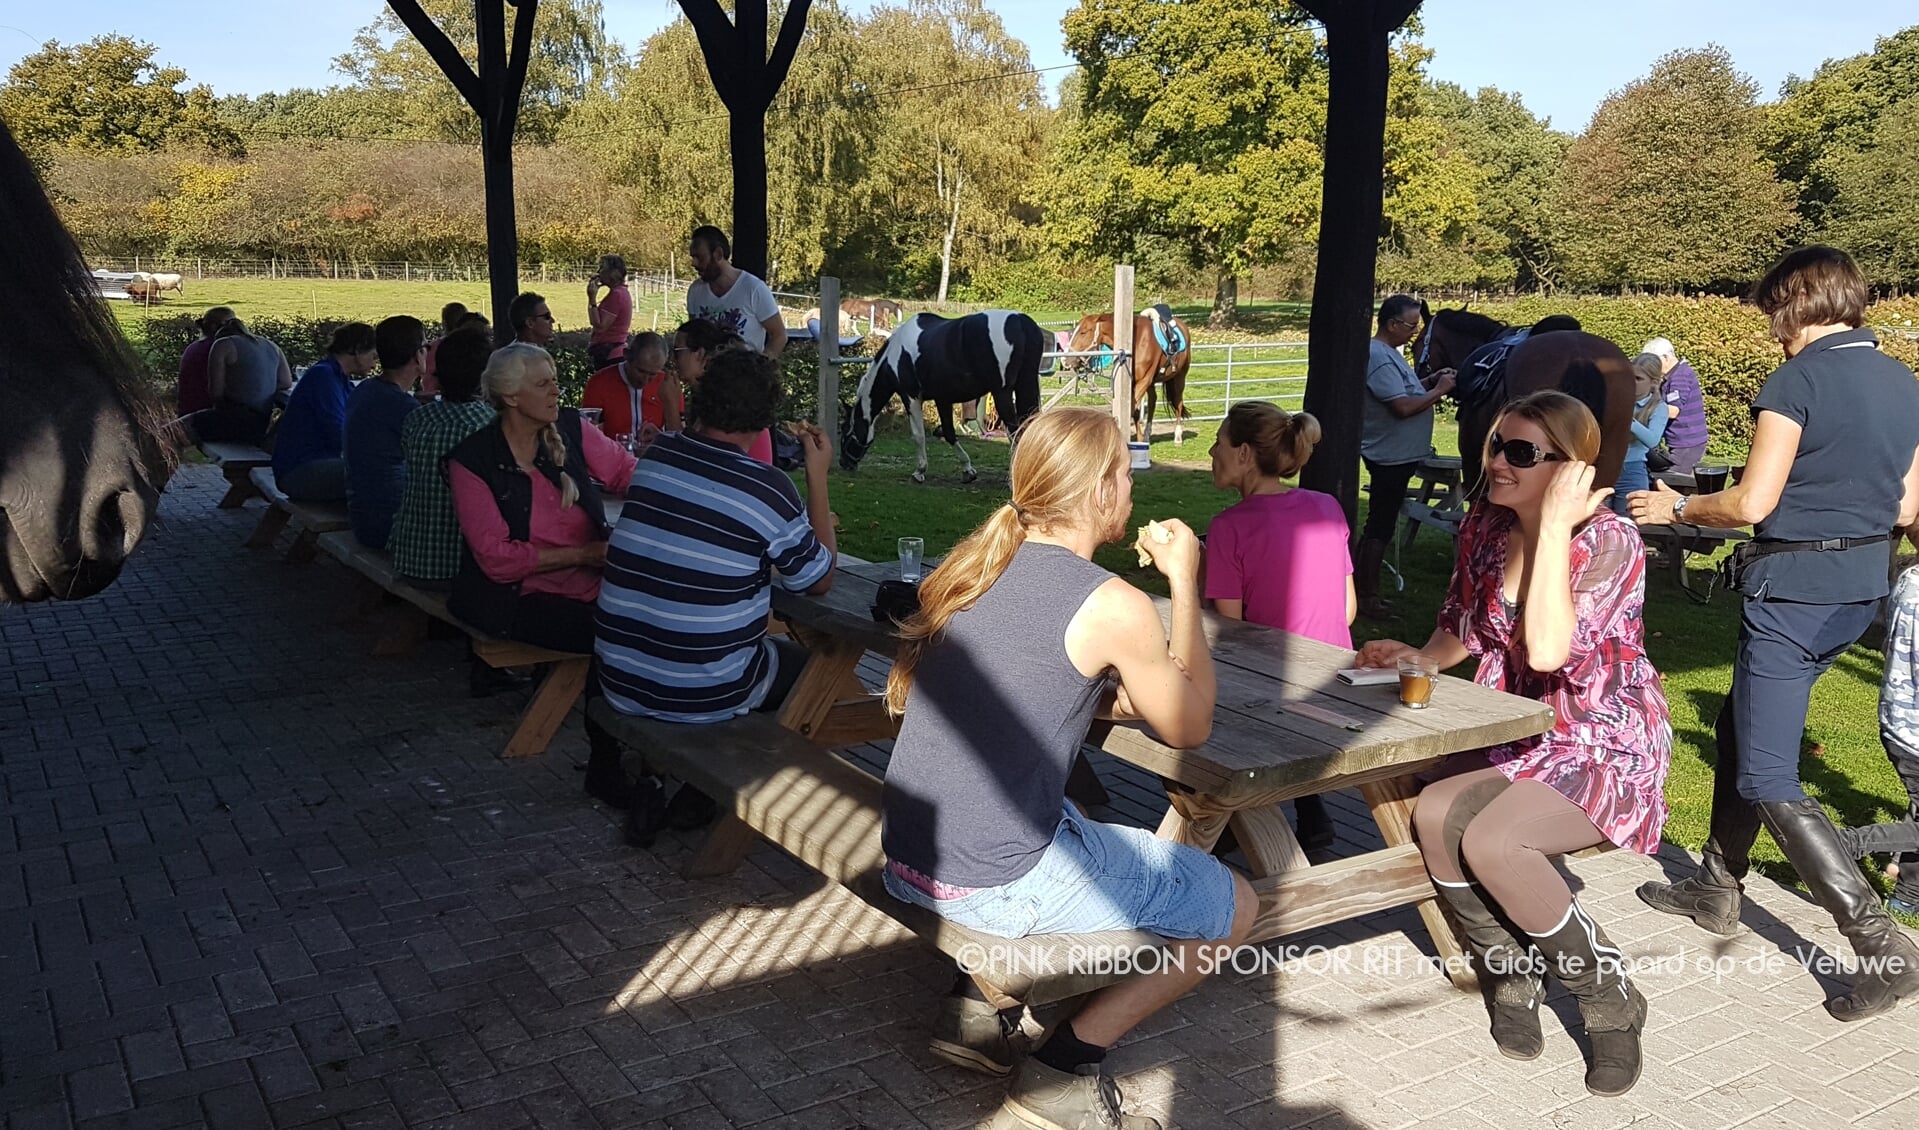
595, 431, 833, 723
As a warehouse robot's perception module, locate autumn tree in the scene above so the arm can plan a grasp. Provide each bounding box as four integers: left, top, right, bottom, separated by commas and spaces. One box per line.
1414, 81, 1568, 289
1821, 101, 1919, 287
1552, 47, 1796, 291
1764, 25, 1919, 229
0, 35, 241, 164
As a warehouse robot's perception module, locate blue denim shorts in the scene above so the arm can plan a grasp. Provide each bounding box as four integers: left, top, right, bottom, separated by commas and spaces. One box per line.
883, 805, 1238, 942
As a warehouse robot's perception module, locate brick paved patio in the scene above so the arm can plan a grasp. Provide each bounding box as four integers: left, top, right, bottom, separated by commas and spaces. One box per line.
4, 463, 1919, 1129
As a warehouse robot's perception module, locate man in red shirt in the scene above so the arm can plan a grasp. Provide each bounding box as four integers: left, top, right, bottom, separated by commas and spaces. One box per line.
582, 332, 677, 446
586, 255, 634, 370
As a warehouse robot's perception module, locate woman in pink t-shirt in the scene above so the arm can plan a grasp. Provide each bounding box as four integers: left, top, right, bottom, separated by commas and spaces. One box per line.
1204, 401, 1355, 850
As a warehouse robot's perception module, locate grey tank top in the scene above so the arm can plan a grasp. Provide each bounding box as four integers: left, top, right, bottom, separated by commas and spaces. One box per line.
881, 540, 1116, 888
217, 336, 281, 412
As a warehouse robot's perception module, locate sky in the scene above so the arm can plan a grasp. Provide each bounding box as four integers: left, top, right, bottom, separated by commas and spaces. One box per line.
0, 1, 1908, 133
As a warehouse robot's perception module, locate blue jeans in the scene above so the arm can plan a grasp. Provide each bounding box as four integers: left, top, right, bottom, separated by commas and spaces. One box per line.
1726, 598, 1881, 803
1611, 458, 1649, 515
884, 804, 1238, 941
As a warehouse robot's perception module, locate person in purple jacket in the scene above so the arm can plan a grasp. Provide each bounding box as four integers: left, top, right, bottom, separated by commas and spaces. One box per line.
1642, 338, 1708, 474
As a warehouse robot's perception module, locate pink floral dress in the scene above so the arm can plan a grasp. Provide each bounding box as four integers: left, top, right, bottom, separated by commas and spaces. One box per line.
1437, 506, 1673, 854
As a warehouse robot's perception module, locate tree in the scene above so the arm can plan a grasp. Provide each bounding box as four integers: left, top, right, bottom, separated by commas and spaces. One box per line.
1042, 0, 1329, 326
1822, 100, 1919, 288
678, 0, 816, 279
1293, 0, 1421, 529
336, 0, 615, 143
384, 0, 540, 329
1416, 81, 1569, 289
1764, 26, 1919, 229
0, 35, 241, 163
1553, 47, 1796, 292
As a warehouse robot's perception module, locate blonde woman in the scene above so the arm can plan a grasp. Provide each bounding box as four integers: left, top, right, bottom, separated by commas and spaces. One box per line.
880, 406, 1255, 1130
447, 344, 637, 804
1359, 391, 1671, 1096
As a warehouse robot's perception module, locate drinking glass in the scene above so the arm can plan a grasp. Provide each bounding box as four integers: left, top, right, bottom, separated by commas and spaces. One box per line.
898, 537, 925, 583
1693, 463, 1730, 495
1397, 654, 1437, 710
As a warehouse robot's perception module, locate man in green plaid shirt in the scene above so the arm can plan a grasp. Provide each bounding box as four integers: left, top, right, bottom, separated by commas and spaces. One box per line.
389, 328, 497, 586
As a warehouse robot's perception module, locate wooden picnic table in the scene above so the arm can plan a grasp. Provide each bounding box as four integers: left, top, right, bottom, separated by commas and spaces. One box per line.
766, 558, 1555, 984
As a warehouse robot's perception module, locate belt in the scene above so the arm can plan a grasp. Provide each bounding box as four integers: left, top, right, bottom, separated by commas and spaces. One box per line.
1743, 534, 1889, 558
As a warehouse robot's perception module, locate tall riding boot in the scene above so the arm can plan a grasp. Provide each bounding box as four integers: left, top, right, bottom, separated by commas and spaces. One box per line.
1431, 879, 1544, 1060
1638, 702, 1761, 934
1758, 798, 1919, 1021
1355, 537, 1392, 619
1528, 901, 1647, 1097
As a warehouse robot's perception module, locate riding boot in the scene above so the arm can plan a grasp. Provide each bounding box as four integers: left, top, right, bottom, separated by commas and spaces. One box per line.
1431, 879, 1544, 1060
1637, 704, 1760, 935
1527, 901, 1647, 1097
1757, 799, 1919, 1021
1355, 537, 1392, 619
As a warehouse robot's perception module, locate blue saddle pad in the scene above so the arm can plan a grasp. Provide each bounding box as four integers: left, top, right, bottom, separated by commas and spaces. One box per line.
1149, 313, 1187, 356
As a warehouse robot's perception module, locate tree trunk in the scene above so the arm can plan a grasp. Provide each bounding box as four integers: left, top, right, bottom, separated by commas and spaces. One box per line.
1209, 269, 1239, 328
1297, 4, 1402, 531
937, 166, 962, 304
729, 109, 772, 280
480, 130, 519, 333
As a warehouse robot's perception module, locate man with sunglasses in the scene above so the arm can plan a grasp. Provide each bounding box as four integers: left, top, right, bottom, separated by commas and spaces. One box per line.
507, 292, 557, 348
1358, 295, 1455, 619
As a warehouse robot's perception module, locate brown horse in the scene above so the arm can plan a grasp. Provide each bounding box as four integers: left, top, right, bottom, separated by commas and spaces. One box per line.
1, 116, 169, 602
841, 297, 904, 331
1066, 311, 1193, 444
1413, 310, 1634, 496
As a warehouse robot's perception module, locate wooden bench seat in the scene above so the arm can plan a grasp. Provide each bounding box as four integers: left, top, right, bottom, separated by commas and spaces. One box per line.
588, 701, 1166, 1008
316, 532, 591, 758
245, 468, 350, 562
199, 442, 273, 509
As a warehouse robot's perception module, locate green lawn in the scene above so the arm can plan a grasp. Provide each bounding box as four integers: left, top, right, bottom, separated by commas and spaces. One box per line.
107, 276, 688, 334
831, 418, 1911, 908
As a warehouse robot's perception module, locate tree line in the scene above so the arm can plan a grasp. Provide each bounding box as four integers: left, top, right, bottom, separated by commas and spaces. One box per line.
4, 2, 1918, 321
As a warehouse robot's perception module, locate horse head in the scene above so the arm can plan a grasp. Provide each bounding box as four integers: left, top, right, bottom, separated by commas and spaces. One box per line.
1065, 313, 1108, 373
838, 345, 903, 472
1416, 307, 1507, 379
0, 116, 169, 603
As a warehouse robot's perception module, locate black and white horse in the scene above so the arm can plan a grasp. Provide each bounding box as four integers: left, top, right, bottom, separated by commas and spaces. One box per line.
839, 310, 1045, 483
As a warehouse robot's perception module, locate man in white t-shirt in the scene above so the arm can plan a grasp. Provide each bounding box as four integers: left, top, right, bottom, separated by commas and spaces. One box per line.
685, 226, 787, 358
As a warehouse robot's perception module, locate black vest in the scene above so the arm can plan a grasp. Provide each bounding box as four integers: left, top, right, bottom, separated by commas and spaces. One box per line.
446, 408, 607, 638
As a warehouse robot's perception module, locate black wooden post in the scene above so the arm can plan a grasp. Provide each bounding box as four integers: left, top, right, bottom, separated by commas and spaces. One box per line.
387, 0, 537, 331
1295, 0, 1422, 531
679, 0, 815, 280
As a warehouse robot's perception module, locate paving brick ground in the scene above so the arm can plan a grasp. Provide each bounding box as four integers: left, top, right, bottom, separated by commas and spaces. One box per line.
5, 464, 1919, 1129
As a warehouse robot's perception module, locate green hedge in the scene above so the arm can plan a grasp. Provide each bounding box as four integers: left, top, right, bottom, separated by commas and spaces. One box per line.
1463, 296, 1919, 457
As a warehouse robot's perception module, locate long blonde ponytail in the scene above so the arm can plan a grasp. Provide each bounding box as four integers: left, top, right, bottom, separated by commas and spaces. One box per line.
884, 407, 1127, 716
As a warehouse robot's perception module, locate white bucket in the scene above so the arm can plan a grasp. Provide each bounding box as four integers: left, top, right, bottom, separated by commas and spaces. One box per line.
1128, 441, 1151, 471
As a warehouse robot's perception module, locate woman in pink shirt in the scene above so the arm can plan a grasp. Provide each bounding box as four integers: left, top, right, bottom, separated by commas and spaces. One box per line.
447, 343, 636, 656
1205, 401, 1355, 851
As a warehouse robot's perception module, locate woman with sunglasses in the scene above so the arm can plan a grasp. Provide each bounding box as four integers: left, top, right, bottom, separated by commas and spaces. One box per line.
1358, 390, 1671, 1097
1631, 246, 1919, 1020
668, 319, 773, 464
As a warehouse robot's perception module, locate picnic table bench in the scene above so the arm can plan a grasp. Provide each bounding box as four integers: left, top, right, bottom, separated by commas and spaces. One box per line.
315, 532, 591, 758
199, 442, 274, 509
244, 468, 349, 562
595, 558, 1553, 995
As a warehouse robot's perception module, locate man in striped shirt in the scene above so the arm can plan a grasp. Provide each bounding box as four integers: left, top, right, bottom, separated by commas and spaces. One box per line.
596, 348, 836, 840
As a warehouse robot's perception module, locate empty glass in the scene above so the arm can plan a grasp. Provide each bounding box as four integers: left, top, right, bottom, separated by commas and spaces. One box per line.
898, 537, 925, 583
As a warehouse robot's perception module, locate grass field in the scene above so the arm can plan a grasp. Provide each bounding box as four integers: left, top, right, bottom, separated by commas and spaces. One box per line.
106, 276, 691, 334
835, 420, 1911, 913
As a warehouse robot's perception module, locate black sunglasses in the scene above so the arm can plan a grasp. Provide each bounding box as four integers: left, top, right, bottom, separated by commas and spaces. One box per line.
1488, 434, 1566, 469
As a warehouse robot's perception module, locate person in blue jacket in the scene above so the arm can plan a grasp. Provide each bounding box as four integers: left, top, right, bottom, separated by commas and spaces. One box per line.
1612, 353, 1670, 515
273, 322, 377, 501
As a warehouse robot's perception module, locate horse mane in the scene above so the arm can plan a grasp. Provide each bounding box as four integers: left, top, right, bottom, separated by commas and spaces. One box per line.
1434, 308, 1507, 339
0, 118, 157, 418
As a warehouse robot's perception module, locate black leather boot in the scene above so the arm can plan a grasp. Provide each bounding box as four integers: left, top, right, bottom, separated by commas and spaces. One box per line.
582, 715, 637, 810
1638, 701, 1760, 935
1355, 537, 1392, 620
1758, 798, 1919, 1021
1432, 879, 1544, 1060
1528, 901, 1647, 1097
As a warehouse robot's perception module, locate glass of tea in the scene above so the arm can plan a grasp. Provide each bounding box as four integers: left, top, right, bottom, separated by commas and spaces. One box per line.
1397, 654, 1437, 710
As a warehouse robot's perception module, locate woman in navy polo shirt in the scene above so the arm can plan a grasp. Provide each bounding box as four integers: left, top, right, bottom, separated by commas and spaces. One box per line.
1630, 247, 1919, 1021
